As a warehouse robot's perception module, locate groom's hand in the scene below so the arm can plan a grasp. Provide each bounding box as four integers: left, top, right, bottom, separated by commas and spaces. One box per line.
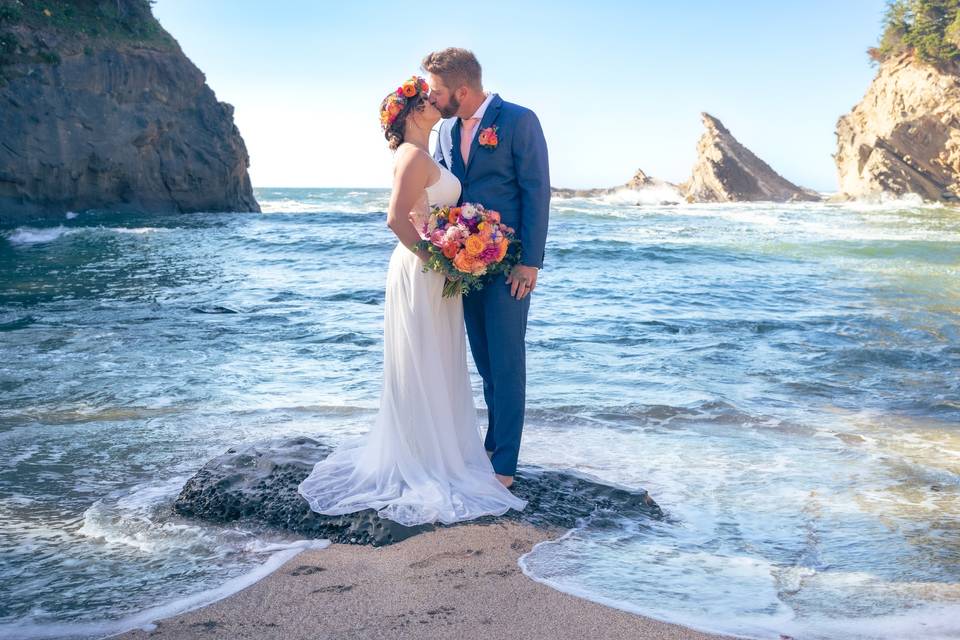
507, 265, 538, 300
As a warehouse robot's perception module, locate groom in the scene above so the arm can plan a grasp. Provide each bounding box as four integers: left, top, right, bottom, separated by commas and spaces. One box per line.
422, 48, 550, 489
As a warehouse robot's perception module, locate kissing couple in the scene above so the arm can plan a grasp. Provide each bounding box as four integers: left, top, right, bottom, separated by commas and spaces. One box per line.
297, 47, 550, 527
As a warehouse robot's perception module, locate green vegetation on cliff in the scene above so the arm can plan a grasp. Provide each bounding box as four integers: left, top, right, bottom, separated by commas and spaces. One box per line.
869, 0, 960, 67
1, 0, 172, 43
0, 0, 175, 82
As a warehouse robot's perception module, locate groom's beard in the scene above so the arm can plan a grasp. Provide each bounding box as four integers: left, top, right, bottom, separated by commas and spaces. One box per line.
440, 94, 460, 119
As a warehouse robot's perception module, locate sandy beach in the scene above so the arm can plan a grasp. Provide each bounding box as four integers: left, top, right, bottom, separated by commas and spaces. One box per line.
110, 520, 734, 640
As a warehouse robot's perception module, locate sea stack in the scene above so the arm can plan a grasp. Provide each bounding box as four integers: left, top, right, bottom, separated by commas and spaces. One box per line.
680, 112, 821, 203
551, 168, 681, 200
0, 0, 259, 223
835, 52, 960, 202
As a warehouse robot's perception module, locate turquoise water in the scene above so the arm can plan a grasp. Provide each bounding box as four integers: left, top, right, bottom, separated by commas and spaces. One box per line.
1, 188, 958, 639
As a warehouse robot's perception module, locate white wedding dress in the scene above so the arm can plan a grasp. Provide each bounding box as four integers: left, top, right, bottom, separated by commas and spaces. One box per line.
297, 155, 527, 527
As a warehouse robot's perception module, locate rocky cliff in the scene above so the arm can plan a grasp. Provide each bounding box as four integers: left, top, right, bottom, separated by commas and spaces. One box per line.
0, 0, 259, 223
835, 53, 960, 202
680, 113, 821, 203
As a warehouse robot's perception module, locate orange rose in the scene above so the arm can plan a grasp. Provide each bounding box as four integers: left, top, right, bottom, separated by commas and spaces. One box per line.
478, 131, 489, 146
448, 207, 461, 225
387, 101, 402, 117
453, 250, 474, 273
465, 235, 485, 257
487, 132, 498, 145
442, 242, 459, 259
486, 211, 501, 223
402, 82, 417, 98
496, 238, 509, 261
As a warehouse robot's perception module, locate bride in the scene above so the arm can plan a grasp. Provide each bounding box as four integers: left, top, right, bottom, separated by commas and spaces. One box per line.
297, 76, 527, 527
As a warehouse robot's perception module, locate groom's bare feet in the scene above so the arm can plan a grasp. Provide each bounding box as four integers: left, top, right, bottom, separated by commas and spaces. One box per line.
487, 452, 514, 488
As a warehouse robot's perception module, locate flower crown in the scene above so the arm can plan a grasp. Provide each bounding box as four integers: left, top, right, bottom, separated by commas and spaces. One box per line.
380, 75, 430, 131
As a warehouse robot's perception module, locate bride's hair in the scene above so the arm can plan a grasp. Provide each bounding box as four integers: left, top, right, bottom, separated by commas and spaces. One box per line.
381, 93, 427, 150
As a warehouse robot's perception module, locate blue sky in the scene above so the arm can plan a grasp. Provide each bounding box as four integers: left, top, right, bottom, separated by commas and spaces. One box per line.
152, 0, 888, 191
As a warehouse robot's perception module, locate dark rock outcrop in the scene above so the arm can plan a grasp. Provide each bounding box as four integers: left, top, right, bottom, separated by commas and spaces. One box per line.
0, 1, 259, 223
680, 113, 821, 203
835, 53, 960, 202
172, 436, 663, 547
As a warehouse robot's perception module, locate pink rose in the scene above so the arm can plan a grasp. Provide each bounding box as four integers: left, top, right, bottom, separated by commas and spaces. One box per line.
479, 243, 500, 262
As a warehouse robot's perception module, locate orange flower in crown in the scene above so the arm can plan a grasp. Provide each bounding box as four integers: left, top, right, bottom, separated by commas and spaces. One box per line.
380, 75, 431, 131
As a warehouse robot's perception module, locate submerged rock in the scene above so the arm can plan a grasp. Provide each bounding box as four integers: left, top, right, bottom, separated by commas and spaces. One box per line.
835, 53, 960, 202
172, 436, 663, 547
0, 1, 259, 223
680, 113, 821, 203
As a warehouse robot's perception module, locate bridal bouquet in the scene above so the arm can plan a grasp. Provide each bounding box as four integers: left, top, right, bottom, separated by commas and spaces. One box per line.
415, 202, 520, 298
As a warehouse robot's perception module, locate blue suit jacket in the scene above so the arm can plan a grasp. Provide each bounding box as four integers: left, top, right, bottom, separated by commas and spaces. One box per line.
433, 95, 550, 269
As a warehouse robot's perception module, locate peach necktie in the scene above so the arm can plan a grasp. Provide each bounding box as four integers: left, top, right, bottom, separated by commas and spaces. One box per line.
460, 117, 480, 165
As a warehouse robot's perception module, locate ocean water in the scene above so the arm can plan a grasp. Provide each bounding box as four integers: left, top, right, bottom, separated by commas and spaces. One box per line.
1, 188, 958, 639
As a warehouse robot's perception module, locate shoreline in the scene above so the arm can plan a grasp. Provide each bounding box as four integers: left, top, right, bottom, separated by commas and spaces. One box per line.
109, 520, 736, 640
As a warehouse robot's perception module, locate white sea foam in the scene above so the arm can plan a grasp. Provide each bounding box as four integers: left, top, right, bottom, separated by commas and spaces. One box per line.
839, 191, 947, 211
513, 412, 960, 640
258, 194, 389, 215
5, 225, 167, 245
6, 225, 77, 244
0, 473, 332, 640
0, 538, 330, 640
109, 227, 164, 234
519, 544, 960, 640
599, 185, 685, 205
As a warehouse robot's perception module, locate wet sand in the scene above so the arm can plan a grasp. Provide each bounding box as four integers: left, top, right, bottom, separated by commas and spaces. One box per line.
111, 520, 734, 640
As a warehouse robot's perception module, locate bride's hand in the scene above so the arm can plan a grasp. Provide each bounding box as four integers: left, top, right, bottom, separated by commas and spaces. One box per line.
415, 247, 432, 263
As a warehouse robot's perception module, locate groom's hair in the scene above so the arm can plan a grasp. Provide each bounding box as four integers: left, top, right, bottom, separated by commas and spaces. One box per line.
421, 48, 482, 92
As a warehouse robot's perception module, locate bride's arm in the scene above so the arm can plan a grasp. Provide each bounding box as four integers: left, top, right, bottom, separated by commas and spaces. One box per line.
387, 149, 432, 262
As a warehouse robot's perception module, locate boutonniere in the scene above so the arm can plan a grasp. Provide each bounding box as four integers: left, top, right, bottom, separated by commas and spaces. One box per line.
477, 125, 499, 149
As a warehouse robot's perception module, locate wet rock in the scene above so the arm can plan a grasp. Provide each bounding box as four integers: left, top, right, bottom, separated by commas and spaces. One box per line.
172, 436, 663, 546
